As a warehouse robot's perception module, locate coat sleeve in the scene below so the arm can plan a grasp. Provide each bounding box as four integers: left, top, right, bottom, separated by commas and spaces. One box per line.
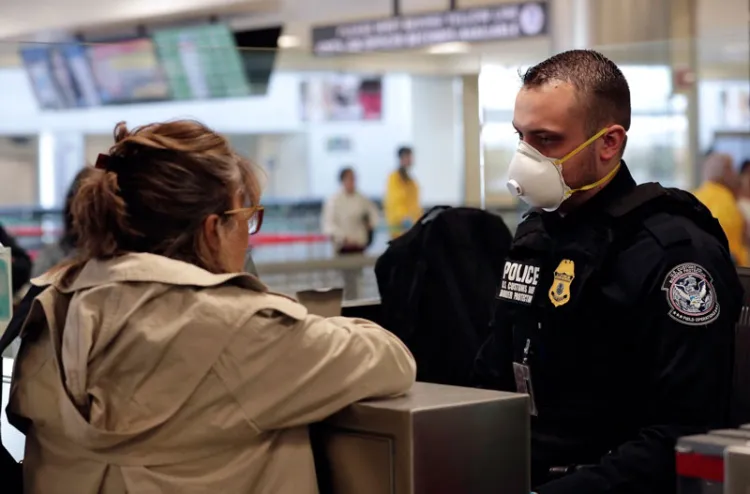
536, 232, 741, 494
216, 307, 416, 431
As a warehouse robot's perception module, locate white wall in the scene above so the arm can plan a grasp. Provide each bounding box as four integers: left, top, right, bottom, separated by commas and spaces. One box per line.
696, 0, 749, 37
306, 73, 414, 199
0, 138, 37, 206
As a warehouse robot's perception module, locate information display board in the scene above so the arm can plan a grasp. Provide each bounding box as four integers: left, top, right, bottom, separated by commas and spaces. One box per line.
88, 38, 171, 104
20, 46, 72, 110
153, 24, 250, 100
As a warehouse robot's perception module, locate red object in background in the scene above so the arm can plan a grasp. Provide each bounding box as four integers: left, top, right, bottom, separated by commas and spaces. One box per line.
6, 226, 327, 245
17, 227, 329, 261
359, 90, 382, 120
248, 233, 327, 246
358, 77, 382, 120
675, 451, 724, 483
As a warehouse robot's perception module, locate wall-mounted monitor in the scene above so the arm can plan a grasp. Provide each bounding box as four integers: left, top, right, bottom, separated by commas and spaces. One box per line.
233, 26, 282, 96
88, 38, 171, 104
19, 45, 96, 110
153, 24, 250, 100
59, 44, 100, 107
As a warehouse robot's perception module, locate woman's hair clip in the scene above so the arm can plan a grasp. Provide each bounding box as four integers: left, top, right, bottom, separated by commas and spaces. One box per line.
95, 153, 126, 174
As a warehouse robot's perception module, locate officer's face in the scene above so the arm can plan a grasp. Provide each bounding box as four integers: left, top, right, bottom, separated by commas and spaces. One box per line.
513, 81, 598, 191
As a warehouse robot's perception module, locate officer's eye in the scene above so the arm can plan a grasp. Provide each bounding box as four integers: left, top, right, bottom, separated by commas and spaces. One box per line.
538, 135, 559, 146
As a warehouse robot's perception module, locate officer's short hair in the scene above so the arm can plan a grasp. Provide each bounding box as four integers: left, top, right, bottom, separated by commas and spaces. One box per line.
339, 167, 355, 182
397, 146, 412, 159
522, 50, 632, 137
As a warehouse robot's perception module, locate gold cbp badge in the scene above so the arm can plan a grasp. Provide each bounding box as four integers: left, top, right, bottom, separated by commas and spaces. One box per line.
549, 259, 575, 307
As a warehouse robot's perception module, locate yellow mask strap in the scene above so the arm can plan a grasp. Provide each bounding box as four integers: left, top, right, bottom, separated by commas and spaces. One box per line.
554, 127, 618, 197
554, 127, 610, 166
569, 161, 622, 195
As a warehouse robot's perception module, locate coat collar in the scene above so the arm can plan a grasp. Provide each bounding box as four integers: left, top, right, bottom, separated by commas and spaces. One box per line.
33, 253, 268, 294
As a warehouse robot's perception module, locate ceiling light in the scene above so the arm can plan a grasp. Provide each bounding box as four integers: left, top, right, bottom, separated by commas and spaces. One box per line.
277, 35, 300, 49
427, 42, 470, 55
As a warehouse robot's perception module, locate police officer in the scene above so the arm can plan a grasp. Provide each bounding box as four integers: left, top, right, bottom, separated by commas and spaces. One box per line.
474, 50, 743, 494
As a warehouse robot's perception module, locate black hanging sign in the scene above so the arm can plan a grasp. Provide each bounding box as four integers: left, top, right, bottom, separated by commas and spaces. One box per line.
312, 1, 548, 56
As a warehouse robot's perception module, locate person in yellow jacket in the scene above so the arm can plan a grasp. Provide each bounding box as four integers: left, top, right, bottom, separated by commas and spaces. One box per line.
693, 152, 748, 266
384, 146, 422, 238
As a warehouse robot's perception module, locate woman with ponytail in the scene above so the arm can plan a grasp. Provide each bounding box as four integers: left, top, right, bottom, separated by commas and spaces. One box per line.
7, 120, 415, 494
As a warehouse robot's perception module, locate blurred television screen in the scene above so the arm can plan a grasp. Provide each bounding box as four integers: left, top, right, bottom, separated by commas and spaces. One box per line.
59, 43, 100, 107
153, 23, 250, 100
233, 26, 282, 96
20, 45, 89, 110
88, 38, 171, 104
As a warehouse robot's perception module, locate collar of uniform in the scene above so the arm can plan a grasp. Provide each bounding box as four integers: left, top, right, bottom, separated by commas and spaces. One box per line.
561, 160, 637, 222
32, 252, 268, 294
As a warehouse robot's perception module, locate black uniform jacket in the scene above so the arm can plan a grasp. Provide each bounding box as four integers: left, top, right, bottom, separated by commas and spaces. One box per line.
475, 164, 743, 494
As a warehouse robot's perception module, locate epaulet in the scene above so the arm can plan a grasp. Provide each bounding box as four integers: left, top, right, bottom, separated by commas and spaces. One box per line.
642, 213, 693, 249
606, 184, 730, 253
606, 182, 667, 218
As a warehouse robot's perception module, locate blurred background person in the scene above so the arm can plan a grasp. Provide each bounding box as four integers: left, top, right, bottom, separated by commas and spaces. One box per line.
738, 159, 750, 224
32, 167, 93, 277
321, 167, 379, 255
384, 146, 422, 239
694, 152, 748, 265
322, 167, 379, 299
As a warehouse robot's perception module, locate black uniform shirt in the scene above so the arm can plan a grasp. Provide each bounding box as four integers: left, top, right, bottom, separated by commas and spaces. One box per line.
475, 164, 743, 494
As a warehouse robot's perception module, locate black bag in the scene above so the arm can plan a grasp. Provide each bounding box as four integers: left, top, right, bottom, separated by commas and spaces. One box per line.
1, 284, 47, 494
375, 206, 513, 387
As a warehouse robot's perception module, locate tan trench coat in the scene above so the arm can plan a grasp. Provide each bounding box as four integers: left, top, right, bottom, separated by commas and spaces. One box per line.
8, 253, 415, 493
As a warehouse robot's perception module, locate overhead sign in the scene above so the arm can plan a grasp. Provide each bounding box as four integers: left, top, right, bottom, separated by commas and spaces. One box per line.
312, 1, 548, 56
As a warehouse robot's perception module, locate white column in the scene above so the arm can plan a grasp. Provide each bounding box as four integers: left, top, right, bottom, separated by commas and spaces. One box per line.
410, 75, 464, 206
550, 0, 593, 52
38, 131, 85, 209
461, 74, 482, 207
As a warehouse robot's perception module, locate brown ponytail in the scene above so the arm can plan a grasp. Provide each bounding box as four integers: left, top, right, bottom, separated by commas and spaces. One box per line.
72, 167, 137, 259
63, 120, 261, 281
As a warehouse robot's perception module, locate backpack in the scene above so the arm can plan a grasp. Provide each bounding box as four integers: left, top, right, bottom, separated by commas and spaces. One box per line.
1, 284, 47, 494
375, 206, 513, 387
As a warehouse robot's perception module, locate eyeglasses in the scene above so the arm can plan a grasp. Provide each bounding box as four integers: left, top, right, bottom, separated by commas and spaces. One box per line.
224, 206, 264, 235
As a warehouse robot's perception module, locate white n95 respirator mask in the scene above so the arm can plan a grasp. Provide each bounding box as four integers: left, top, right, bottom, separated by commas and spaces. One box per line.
506, 127, 619, 212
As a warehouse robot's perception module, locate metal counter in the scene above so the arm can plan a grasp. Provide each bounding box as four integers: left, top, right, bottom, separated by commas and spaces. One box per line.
312, 382, 529, 494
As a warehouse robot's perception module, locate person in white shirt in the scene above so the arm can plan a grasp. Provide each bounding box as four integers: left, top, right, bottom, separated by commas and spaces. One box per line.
321, 167, 380, 299
322, 167, 380, 255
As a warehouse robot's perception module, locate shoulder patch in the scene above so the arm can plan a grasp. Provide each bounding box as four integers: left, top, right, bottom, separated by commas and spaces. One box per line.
661, 263, 720, 326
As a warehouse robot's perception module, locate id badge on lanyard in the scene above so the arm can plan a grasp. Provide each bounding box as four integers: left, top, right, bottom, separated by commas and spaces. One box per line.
513, 338, 539, 416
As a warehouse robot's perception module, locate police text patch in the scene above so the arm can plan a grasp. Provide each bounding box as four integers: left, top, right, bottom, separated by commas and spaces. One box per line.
498, 261, 540, 305
661, 263, 720, 326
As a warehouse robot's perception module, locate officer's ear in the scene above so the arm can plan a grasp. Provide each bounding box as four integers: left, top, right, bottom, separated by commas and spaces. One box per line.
599, 125, 627, 162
